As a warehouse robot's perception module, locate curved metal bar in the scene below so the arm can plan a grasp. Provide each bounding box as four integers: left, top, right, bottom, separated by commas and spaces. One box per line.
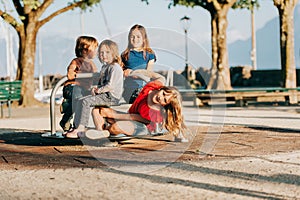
50, 76, 68, 134
49, 73, 95, 134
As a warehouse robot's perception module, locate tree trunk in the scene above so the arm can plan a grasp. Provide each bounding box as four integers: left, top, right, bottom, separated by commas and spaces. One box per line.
274, 0, 298, 88
207, 8, 232, 90
17, 20, 41, 107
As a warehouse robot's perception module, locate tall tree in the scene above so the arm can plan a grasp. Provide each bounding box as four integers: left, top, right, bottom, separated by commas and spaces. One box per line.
0, 0, 101, 107
273, 0, 298, 88
168, 0, 238, 90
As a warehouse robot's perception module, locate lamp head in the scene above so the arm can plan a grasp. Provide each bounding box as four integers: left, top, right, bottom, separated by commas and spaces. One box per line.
180, 16, 191, 31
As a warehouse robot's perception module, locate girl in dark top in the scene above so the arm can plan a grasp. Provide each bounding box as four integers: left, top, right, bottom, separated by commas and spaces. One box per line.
60, 36, 98, 131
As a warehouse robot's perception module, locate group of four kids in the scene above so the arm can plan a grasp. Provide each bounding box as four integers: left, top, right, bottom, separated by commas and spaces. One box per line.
60, 24, 186, 141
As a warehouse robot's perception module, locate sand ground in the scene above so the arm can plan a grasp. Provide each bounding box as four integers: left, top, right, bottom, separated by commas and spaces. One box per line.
0, 102, 300, 199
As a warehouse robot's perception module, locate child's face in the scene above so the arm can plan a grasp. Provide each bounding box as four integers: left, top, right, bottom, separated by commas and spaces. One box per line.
152, 89, 173, 107
99, 45, 113, 64
130, 29, 144, 49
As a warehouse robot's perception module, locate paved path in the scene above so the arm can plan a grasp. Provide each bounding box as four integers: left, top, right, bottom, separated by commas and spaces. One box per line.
0, 150, 299, 200
0, 102, 300, 199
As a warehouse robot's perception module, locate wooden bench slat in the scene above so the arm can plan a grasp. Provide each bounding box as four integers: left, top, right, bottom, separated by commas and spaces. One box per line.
0, 80, 22, 117
179, 87, 300, 106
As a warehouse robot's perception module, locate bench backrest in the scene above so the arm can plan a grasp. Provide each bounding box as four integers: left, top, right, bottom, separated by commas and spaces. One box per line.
0, 81, 22, 101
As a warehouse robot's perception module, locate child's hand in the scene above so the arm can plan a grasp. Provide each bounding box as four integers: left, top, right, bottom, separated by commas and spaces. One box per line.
91, 87, 98, 96
123, 69, 132, 77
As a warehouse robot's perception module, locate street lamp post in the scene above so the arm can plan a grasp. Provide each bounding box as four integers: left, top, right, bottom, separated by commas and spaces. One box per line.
250, 0, 257, 70
180, 16, 191, 70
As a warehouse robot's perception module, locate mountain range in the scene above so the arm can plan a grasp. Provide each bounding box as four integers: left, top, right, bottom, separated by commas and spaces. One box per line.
229, 5, 300, 69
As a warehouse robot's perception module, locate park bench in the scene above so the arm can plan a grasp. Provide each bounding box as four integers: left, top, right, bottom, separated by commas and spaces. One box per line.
0, 80, 22, 118
180, 87, 300, 106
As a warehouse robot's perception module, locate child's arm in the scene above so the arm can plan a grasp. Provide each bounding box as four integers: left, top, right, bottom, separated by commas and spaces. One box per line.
94, 65, 123, 94
128, 69, 165, 85
146, 59, 155, 71
67, 60, 78, 80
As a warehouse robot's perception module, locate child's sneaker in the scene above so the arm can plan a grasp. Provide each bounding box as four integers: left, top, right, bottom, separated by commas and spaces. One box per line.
174, 136, 189, 143
85, 129, 110, 140
174, 131, 189, 143
60, 119, 72, 132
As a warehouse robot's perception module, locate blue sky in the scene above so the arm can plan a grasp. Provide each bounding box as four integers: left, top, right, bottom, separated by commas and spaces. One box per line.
42, 0, 280, 44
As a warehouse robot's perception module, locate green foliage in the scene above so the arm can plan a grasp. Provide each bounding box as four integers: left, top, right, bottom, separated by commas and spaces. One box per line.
73, 0, 101, 11
168, 0, 205, 8
142, 0, 205, 9
233, 0, 260, 10
23, 0, 41, 10
165, 0, 260, 10
143, 0, 204, 9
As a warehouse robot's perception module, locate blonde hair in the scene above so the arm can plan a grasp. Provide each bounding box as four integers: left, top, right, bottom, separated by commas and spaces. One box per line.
122, 24, 155, 61
75, 36, 98, 58
98, 39, 123, 67
161, 86, 186, 136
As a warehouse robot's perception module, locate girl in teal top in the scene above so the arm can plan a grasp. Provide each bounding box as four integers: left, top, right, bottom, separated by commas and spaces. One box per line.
121, 24, 156, 103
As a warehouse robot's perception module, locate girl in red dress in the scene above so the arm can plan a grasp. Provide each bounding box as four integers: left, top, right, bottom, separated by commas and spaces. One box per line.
86, 70, 186, 141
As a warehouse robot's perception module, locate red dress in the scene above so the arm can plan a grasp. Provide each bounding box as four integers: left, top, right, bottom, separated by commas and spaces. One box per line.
128, 81, 164, 132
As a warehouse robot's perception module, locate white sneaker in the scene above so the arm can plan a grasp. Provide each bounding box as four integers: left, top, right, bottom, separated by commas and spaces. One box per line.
85, 129, 110, 140
175, 131, 189, 143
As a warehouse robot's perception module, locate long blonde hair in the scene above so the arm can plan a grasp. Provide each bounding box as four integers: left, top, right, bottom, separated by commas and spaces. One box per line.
121, 24, 155, 61
161, 86, 186, 136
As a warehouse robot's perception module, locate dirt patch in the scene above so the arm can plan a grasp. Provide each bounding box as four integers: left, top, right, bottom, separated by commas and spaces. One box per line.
181, 126, 300, 161
0, 125, 299, 171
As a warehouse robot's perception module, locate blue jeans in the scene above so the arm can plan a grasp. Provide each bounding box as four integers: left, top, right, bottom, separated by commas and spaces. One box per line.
60, 85, 86, 131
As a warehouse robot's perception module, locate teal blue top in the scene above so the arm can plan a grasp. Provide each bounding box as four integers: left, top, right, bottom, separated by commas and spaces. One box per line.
122, 50, 156, 88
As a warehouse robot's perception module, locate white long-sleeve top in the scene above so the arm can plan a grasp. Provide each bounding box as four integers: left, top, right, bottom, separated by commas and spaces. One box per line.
97, 63, 124, 100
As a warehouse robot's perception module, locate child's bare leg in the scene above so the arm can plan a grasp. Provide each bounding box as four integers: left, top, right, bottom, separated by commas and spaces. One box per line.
92, 108, 105, 130
109, 121, 135, 136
